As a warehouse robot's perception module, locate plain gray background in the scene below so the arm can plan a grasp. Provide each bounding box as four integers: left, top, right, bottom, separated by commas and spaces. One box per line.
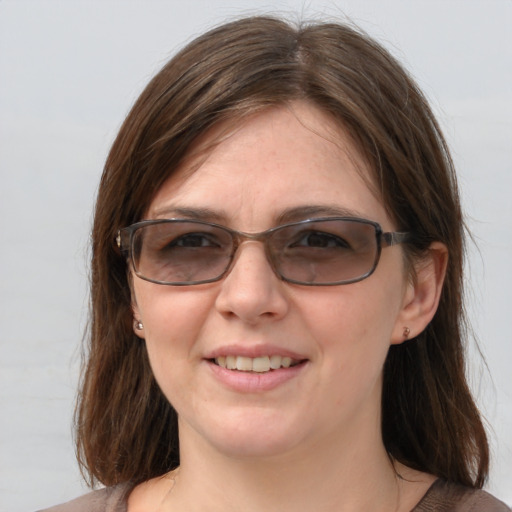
0, 1, 510, 510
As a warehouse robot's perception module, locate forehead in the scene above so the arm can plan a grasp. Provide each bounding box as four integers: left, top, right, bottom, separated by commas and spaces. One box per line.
148, 102, 389, 229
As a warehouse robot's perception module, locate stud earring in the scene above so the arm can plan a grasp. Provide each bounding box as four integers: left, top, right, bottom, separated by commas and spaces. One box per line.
135, 320, 144, 331
403, 326, 411, 338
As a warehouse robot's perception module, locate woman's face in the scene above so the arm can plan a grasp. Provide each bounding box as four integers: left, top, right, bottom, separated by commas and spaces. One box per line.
132, 102, 413, 459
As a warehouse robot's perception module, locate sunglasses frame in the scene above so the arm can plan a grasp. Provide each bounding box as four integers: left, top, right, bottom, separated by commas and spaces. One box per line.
117, 217, 411, 286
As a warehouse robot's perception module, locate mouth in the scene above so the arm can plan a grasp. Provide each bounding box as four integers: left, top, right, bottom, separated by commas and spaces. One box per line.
210, 355, 304, 373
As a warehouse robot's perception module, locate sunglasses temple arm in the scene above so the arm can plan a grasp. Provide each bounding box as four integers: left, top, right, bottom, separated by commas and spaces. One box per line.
382, 231, 411, 248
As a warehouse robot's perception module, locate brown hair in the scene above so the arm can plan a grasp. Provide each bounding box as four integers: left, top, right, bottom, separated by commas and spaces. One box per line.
76, 16, 489, 488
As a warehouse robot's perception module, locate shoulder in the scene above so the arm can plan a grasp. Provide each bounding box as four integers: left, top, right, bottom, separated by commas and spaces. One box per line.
36, 484, 131, 512
414, 479, 510, 511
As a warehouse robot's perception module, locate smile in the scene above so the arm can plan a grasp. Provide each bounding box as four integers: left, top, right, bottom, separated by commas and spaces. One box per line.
213, 355, 301, 373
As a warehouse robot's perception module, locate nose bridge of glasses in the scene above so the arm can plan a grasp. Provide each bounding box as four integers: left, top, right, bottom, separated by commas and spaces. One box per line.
231, 226, 289, 262
232, 227, 271, 245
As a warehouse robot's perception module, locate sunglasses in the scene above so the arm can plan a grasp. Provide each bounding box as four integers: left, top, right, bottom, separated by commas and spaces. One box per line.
117, 217, 410, 286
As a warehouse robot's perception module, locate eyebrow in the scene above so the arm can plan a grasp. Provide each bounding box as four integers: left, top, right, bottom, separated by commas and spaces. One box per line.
151, 206, 227, 223
150, 204, 371, 225
276, 205, 369, 224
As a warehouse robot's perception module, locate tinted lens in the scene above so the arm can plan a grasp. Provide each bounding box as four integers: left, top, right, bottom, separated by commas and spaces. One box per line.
132, 221, 233, 284
127, 218, 381, 286
268, 219, 378, 284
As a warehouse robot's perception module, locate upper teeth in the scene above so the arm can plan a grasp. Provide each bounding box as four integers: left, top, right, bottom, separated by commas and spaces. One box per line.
215, 355, 295, 373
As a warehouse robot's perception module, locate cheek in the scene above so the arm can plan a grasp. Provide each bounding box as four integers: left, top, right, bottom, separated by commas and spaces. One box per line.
299, 278, 404, 371
134, 288, 217, 410
133, 285, 216, 367
303, 284, 397, 341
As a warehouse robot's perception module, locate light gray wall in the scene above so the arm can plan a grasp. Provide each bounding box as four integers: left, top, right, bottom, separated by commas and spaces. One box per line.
1, 1, 510, 510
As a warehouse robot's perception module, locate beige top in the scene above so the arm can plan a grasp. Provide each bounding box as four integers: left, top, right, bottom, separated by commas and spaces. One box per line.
38, 479, 510, 512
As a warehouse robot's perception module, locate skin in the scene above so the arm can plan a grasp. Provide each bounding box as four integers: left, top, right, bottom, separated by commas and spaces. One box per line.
129, 101, 447, 511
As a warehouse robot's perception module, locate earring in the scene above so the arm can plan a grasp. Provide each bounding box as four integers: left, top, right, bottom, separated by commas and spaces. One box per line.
135, 320, 144, 331
403, 326, 411, 339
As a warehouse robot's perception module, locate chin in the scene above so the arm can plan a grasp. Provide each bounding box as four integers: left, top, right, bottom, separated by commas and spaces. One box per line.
183, 407, 309, 459
211, 432, 304, 460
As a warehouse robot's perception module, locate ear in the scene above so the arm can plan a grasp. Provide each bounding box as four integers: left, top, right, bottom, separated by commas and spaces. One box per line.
391, 242, 448, 345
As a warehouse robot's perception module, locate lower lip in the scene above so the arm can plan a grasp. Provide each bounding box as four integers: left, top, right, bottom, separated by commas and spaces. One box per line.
206, 360, 307, 392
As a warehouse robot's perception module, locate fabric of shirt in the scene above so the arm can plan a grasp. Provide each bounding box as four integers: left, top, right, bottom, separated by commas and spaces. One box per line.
37, 478, 510, 512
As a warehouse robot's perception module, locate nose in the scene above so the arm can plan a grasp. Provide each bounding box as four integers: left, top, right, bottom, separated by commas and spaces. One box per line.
214, 241, 289, 324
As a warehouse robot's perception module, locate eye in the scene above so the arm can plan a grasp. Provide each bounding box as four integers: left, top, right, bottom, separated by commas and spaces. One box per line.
291, 231, 350, 249
170, 232, 221, 248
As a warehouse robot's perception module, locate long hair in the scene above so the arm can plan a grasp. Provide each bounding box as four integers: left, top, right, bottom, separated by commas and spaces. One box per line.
76, 16, 488, 488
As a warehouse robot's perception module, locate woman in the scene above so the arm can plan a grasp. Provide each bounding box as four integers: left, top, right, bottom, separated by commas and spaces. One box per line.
41, 16, 509, 512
